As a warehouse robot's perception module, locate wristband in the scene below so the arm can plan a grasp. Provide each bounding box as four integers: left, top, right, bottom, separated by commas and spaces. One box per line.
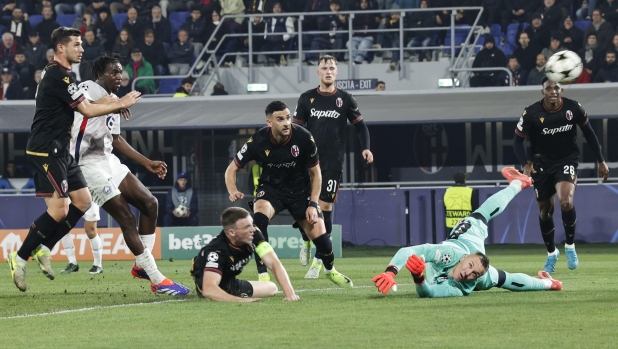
413, 274, 425, 285
308, 201, 320, 209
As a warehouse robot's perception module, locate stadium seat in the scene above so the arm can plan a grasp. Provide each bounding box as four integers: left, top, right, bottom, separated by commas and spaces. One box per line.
113, 13, 127, 31
56, 14, 77, 27
0, 178, 15, 194
574, 20, 590, 32
158, 78, 182, 94
443, 25, 471, 56
21, 178, 36, 190
28, 15, 44, 28
490, 24, 501, 37
169, 12, 190, 37
506, 22, 529, 49
0, 25, 5, 36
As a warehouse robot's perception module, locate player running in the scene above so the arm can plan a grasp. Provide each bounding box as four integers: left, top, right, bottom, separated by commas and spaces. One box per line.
59, 202, 104, 274
372, 168, 563, 298
513, 77, 609, 273
6, 27, 140, 292
225, 100, 353, 288
293, 55, 373, 279
67, 53, 190, 295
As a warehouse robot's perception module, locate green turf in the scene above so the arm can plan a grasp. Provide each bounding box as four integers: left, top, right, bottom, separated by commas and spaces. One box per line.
2, 244, 618, 349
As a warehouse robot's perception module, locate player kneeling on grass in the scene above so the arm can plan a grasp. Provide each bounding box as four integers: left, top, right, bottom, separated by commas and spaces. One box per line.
190, 207, 300, 302
373, 167, 563, 298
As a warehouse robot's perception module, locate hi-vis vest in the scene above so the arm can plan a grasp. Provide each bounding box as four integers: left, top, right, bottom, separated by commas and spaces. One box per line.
251, 163, 262, 196
444, 186, 473, 228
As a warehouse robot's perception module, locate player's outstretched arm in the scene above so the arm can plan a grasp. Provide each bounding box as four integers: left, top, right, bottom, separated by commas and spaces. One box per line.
112, 135, 167, 178
201, 272, 260, 302
225, 161, 244, 202
76, 91, 141, 118
259, 245, 300, 301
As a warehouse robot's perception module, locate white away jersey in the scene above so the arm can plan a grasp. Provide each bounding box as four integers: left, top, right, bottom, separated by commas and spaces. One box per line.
70, 81, 121, 164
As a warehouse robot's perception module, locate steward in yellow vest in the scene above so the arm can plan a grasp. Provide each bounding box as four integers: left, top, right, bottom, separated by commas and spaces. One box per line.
444, 172, 478, 229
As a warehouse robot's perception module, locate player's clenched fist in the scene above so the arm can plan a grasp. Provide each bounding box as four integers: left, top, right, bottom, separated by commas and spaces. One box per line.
229, 191, 244, 202
406, 255, 426, 284
372, 271, 396, 294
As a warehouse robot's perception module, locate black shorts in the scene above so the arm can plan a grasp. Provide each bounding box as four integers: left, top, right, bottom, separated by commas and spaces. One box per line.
531, 160, 578, 202
255, 185, 323, 221
27, 147, 88, 198
319, 171, 342, 203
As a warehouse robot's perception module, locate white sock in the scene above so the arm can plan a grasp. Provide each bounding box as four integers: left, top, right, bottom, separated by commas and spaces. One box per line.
90, 235, 103, 268
135, 249, 165, 284
548, 249, 559, 256
565, 243, 575, 249
16, 254, 27, 265
61, 234, 77, 264
542, 279, 553, 289
39, 245, 50, 253
510, 180, 522, 193
139, 234, 156, 252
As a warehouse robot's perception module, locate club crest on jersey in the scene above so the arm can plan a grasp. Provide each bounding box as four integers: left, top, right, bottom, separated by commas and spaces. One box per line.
207, 252, 219, 262
291, 145, 299, 157
336, 97, 343, 108
257, 191, 265, 198
566, 110, 573, 120
104, 186, 111, 194
61, 180, 68, 193
63, 76, 70, 84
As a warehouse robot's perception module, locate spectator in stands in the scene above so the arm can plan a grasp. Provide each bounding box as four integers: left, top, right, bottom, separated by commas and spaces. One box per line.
173, 77, 195, 97
125, 48, 157, 94
406, 0, 435, 62
576, 0, 598, 21
578, 32, 602, 80
261, 2, 295, 66
480, 0, 503, 33
559, 16, 584, 53
70, 59, 93, 82
133, 0, 156, 20
72, 7, 95, 36
0, 32, 17, 69
144, 6, 172, 46
182, 5, 208, 57
525, 12, 552, 49
82, 29, 105, 66
138, 29, 168, 76
0, 67, 24, 100
199, 0, 223, 18
594, 49, 618, 82
116, 70, 132, 97
537, 0, 567, 31
599, 0, 618, 29
164, 172, 199, 227
211, 81, 229, 95
25, 69, 42, 99
513, 31, 541, 72
12, 49, 35, 95
93, 6, 118, 51
584, 9, 615, 49
233, 14, 266, 65
220, 0, 246, 24
35, 6, 61, 47
432, 0, 452, 45
347, 0, 380, 65
501, 0, 537, 37
375, 80, 385, 90
111, 0, 134, 16
527, 53, 547, 85
470, 34, 507, 87
303, 0, 331, 33
613, 33, 618, 52
0, 7, 32, 47
204, 10, 230, 60
498, 55, 528, 86
161, 0, 196, 16
113, 29, 136, 66
167, 29, 193, 75
24, 32, 47, 71
34, 1, 52, 15
55, 1, 87, 17
123, 7, 146, 44
45, 48, 54, 64
3, 160, 24, 178
383, 4, 402, 70
541, 32, 566, 59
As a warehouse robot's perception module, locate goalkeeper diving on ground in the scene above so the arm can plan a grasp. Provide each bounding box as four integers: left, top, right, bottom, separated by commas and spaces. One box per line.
372, 167, 563, 298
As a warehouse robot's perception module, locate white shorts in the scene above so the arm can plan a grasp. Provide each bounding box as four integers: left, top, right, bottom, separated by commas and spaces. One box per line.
83, 202, 100, 222
80, 155, 130, 207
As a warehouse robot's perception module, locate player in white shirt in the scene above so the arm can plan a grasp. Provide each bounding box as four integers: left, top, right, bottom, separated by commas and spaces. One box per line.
60, 201, 104, 274
68, 53, 190, 295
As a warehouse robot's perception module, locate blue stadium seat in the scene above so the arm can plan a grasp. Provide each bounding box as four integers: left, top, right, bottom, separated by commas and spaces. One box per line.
113, 13, 127, 31
506, 22, 529, 49
0, 24, 5, 36
443, 25, 471, 56
21, 178, 36, 190
29, 15, 44, 28
490, 24, 501, 37
0, 178, 15, 194
169, 12, 190, 35
574, 20, 590, 32
158, 78, 182, 94
56, 14, 77, 27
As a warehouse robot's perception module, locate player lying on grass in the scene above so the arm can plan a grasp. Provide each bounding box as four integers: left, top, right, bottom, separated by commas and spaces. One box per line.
190, 207, 300, 302
372, 167, 563, 298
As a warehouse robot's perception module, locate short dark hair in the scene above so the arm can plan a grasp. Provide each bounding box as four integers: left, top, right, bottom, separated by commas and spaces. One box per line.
144, 29, 154, 37
607, 49, 617, 56
508, 55, 518, 61
221, 207, 250, 230
318, 54, 337, 66
50, 27, 82, 53
190, 4, 201, 12
453, 172, 467, 184
181, 77, 194, 85
376, 80, 385, 85
92, 53, 122, 80
265, 100, 288, 116
473, 252, 490, 271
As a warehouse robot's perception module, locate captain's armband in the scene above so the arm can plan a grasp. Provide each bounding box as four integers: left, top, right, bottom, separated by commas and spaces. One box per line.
255, 241, 274, 258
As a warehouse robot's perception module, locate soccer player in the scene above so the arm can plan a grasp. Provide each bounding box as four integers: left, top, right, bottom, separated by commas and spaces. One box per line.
372, 168, 564, 298
6, 27, 140, 292
513, 77, 609, 273
67, 53, 190, 295
59, 202, 104, 274
190, 207, 300, 302
225, 100, 353, 288
293, 55, 374, 279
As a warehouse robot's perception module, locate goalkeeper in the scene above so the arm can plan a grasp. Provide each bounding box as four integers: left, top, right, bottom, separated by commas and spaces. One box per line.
372, 167, 563, 298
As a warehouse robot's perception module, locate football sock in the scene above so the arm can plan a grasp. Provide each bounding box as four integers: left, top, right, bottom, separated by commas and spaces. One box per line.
253, 213, 269, 274
540, 217, 556, 253
562, 208, 576, 245
312, 234, 334, 271
61, 234, 77, 264
139, 233, 156, 252
135, 249, 165, 284
42, 204, 85, 250
17, 211, 59, 261
323, 211, 332, 238
90, 235, 103, 267
472, 184, 519, 223
496, 270, 548, 291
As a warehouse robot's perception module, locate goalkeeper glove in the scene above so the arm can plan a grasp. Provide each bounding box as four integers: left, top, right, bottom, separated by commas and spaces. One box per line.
372, 271, 396, 295
406, 255, 426, 285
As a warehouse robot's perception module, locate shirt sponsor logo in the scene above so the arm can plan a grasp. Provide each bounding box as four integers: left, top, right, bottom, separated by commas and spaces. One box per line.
267, 161, 296, 168
310, 108, 340, 119
335, 97, 343, 108
206, 261, 218, 268
566, 110, 573, 120
291, 145, 299, 157
230, 256, 251, 271
542, 124, 573, 135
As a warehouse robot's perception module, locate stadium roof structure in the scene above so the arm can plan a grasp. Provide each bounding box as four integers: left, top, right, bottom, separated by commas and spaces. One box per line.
1, 83, 617, 132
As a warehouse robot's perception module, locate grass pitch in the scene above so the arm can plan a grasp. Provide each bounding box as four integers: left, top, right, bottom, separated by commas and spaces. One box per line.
1, 244, 617, 349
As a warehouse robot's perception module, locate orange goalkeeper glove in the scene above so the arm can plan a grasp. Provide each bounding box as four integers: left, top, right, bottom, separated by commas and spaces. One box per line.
372, 271, 396, 294
406, 255, 426, 285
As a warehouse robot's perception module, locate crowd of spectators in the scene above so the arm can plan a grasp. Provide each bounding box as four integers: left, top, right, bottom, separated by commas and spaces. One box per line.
1, 0, 617, 98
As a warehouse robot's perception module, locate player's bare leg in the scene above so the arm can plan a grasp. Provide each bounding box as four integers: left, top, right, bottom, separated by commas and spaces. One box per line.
303, 199, 334, 277
556, 181, 578, 270
248, 281, 279, 297
538, 196, 559, 273
252, 199, 276, 281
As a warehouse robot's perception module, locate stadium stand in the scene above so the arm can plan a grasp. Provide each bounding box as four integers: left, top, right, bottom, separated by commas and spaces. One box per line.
28, 15, 44, 28
56, 14, 77, 27
113, 13, 128, 32
157, 78, 183, 94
